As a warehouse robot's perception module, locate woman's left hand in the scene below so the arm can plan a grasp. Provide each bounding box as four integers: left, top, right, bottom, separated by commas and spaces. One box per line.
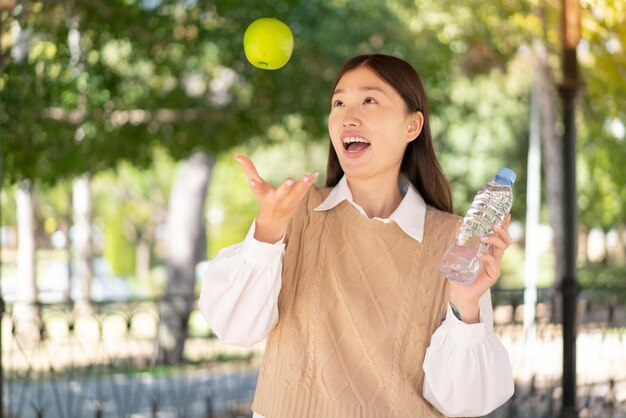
448, 215, 513, 323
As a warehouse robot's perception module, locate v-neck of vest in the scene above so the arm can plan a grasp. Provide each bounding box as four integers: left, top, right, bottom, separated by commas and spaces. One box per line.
326, 199, 412, 239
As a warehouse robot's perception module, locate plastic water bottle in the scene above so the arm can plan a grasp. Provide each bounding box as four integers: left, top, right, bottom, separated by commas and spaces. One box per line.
440, 168, 516, 285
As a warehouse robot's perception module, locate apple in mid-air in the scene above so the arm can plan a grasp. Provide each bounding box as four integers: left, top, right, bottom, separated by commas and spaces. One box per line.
243, 17, 294, 70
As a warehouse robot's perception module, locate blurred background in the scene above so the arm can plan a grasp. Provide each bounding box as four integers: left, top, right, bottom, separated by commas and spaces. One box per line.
0, 0, 625, 417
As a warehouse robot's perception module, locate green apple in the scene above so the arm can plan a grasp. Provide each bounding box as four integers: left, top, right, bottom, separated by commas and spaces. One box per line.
243, 17, 294, 70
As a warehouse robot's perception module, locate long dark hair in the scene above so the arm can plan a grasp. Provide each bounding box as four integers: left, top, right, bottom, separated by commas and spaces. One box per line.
325, 54, 453, 214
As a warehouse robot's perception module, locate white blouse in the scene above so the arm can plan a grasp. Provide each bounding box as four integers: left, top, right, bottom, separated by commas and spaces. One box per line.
199, 177, 514, 417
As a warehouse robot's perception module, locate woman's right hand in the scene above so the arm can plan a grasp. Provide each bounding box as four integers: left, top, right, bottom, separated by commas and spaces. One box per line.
237, 155, 319, 243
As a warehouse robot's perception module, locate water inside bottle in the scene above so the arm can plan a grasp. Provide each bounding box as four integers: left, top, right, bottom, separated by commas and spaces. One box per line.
439, 242, 484, 284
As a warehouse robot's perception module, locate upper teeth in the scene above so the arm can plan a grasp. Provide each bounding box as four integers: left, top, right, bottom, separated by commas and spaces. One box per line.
343, 136, 370, 144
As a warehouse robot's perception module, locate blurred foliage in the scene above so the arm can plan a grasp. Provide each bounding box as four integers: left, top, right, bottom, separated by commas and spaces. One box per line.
577, 0, 626, 230
91, 148, 175, 278
102, 214, 136, 276
1, 0, 625, 291
0, 185, 17, 228
499, 243, 556, 288
0, 0, 455, 182
436, 57, 532, 219
207, 135, 327, 258
206, 153, 257, 257
577, 263, 626, 308
578, 262, 626, 289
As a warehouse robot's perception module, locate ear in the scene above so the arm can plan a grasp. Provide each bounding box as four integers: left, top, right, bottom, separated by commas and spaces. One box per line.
406, 111, 424, 142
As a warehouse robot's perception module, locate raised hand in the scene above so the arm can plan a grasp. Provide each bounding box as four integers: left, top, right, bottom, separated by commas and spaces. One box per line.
237, 155, 319, 243
448, 215, 513, 323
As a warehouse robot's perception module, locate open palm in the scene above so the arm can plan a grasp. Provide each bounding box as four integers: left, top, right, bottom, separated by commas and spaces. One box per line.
237, 155, 318, 243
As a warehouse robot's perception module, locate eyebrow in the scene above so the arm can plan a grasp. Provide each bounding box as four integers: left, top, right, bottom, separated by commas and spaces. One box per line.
332, 86, 388, 96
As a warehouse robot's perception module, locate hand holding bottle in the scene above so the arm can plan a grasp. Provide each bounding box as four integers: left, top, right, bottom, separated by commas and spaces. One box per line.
440, 168, 516, 284
440, 167, 516, 324
448, 215, 512, 324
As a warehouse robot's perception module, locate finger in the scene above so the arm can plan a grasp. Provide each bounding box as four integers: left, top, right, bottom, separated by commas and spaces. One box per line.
274, 177, 296, 200
236, 155, 264, 183
486, 244, 506, 263
484, 218, 512, 243
478, 253, 500, 283
289, 171, 319, 196
493, 224, 513, 250
275, 171, 319, 200
249, 178, 275, 201
495, 226, 512, 248
483, 229, 511, 250
481, 237, 509, 263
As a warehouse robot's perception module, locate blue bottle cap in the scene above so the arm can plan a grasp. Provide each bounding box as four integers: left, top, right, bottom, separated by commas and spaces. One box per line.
495, 168, 516, 185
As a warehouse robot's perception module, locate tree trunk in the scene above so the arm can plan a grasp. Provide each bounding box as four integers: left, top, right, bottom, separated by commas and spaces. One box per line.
63, 190, 73, 302
135, 235, 151, 284
158, 151, 214, 364
599, 229, 608, 265
613, 225, 625, 265
533, 38, 565, 318
14, 179, 40, 340
578, 226, 589, 264
72, 175, 93, 310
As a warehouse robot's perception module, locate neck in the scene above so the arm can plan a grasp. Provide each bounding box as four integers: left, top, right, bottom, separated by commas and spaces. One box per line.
346, 173, 403, 219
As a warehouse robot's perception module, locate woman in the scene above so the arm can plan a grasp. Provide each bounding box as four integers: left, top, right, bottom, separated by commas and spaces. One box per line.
199, 54, 514, 417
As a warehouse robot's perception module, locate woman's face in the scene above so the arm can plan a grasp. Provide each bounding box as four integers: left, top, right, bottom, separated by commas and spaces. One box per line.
328, 66, 421, 183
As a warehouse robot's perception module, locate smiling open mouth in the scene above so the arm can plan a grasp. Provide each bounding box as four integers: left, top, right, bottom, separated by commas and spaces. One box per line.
343, 136, 371, 152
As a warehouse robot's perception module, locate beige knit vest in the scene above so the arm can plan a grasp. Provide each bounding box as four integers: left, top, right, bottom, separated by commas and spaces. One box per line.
252, 186, 459, 418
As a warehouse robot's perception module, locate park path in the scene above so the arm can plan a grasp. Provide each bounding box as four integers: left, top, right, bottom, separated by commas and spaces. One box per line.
5, 363, 259, 418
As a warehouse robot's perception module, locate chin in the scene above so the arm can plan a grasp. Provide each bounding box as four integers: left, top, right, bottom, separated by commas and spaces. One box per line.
340, 167, 369, 180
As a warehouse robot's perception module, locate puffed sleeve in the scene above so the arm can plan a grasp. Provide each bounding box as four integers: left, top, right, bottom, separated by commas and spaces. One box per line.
423, 290, 514, 417
198, 220, 284, 348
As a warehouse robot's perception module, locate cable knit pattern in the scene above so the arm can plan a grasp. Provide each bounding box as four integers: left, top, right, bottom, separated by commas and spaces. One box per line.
252, 186, 459, 418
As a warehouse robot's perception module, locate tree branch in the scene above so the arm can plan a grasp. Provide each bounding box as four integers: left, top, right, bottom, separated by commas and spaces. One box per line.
42, 107, 219, 126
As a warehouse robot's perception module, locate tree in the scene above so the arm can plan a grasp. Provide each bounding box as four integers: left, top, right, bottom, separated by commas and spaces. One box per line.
416, 0, 626, 279
577, 0, 626, 261
158, 152, 213, 363
13, 180, 39, 339
92, 150, 174, 284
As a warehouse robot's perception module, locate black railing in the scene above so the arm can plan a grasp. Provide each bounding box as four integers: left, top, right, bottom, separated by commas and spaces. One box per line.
1, 288, 625, 417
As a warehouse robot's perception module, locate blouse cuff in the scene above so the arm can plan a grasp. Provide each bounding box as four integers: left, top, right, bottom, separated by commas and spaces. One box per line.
445, 303, 488, 346
241, 219, 286, 266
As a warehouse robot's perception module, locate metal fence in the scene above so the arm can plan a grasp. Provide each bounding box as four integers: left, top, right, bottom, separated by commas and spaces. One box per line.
1, 287, 626, 418
489, 288, 626, 418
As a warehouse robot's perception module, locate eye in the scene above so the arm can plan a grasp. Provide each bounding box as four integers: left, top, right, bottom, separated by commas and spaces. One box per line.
363, 97, 378, 105
332, 99, 344, 108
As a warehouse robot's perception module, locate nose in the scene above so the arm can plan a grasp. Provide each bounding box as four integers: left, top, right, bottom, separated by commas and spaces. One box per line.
342, 106, 361, 127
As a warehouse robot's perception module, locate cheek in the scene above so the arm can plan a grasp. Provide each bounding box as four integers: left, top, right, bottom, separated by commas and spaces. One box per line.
327, 114, 341, 140
330, 140, 343, 156
327, 112, 339, 129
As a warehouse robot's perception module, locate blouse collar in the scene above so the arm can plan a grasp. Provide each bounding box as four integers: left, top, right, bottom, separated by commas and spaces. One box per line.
314, 175, 426, 242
